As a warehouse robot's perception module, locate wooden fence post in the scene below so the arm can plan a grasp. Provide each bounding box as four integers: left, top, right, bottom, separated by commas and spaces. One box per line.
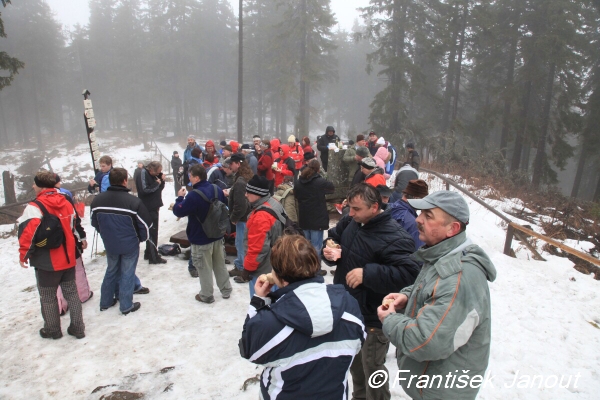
504, 224, 515, 258
2, 171, 16, 205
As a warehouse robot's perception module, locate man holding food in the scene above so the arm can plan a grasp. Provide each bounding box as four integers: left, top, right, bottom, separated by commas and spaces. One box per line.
322, 183, 420, 400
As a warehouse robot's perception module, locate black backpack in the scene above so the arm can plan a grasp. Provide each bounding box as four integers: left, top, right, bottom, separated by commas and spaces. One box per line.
257, 206, 304, 238
158, 243, 182, 256
31, 200, 66, 249
193, 185, 230, 239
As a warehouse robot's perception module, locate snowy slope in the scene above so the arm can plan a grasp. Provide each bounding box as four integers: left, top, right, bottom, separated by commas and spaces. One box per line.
0, 136, 598, 399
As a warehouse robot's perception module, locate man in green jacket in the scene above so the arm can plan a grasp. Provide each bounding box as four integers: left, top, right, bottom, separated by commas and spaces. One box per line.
378, 191, 496, 400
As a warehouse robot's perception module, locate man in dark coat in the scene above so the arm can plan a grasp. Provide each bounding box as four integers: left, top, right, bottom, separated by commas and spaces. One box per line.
323, 183, 420, 400
316, 125, 339, 171
135, 161, 167, 264
405, 142, 420, 170
171, 151, 183, 195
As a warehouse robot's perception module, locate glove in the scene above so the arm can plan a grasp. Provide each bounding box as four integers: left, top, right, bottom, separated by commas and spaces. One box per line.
241, 269, 252, 282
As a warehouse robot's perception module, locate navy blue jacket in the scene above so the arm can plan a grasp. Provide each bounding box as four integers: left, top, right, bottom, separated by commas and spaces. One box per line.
172, 180, 227, 245
239, 276, 365, 399
90, 185, 152, 255
388, 199, 424, 249
324, 211, 420, 328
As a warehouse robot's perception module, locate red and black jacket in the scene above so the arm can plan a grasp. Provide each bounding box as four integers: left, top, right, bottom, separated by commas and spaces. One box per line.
17, 189, 77, 271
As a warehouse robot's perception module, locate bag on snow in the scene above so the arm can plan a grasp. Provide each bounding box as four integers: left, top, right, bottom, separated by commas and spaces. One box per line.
158, 243, 182, 256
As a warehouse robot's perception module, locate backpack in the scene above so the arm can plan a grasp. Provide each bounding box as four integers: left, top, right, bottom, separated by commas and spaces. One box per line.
31, 200, 66, 249
257, 206, 304, 238
158, 243, 182, 256
193, 185, 229, 239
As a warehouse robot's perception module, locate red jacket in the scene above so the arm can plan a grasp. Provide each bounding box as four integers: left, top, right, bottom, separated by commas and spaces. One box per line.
365, 172, 387, 188
257, 150, 274, 181
289, 143, 304, 170
244, 197, 284, 275
17, 189, 76, 271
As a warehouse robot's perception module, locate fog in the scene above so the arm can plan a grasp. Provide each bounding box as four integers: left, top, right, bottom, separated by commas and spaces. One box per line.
1, 0, 599, 201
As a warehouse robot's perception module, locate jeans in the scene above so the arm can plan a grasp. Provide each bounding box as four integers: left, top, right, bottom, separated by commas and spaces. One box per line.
234, 221, 246, 270
101, 250, 139, 313
304, 230, 324, 261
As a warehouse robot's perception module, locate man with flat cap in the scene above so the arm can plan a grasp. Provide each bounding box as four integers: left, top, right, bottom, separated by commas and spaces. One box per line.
377, 191, 497, 400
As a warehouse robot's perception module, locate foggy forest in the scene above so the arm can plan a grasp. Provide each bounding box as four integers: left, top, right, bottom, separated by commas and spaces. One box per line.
1, 0, 600, 201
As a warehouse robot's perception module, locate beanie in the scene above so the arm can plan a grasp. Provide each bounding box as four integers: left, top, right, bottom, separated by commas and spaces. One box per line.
246, 175, 270, 197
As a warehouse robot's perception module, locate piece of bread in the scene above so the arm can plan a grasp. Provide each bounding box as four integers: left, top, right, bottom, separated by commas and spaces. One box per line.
326, 239, 341, 249
381, 298, 395, 311
258, 273, 275, 285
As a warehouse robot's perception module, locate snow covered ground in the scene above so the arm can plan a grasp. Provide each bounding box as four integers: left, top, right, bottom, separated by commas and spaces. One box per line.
0, 135, 598, 399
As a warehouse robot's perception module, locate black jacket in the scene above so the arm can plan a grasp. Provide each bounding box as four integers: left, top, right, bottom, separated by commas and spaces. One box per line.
294, 173, 334, 230
316, 133, 340, 171
135, 168, 165, 211
91, 185, 152, 255
324, 212, 420, 328
171, 156, 183, 175
351, 167, 366, 187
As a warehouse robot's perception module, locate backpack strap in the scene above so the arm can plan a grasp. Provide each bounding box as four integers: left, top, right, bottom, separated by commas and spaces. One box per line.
32, 199, 50, 216
256, 205, 287, 225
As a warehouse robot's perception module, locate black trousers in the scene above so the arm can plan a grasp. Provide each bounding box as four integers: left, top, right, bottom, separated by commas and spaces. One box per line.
145, 209, 160, 261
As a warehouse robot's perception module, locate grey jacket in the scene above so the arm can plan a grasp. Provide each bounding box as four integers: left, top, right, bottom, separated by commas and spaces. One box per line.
382, 232, 497, 400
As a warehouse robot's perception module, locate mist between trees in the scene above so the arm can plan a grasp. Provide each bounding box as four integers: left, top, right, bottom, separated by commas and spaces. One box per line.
1, 0, 600, 201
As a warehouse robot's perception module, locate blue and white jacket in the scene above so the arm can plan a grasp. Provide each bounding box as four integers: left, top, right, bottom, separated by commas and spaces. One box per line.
239, 276, 366, 399
90, 185, 152, 255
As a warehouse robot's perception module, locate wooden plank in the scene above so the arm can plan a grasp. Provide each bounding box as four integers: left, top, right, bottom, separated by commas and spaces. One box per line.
510, 222, 600, 267
169, 230, 190, 247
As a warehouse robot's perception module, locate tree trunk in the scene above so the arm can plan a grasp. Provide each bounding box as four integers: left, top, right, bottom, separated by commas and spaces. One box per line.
440, 6, 460, 134
531, 62, 556, 188
500, 20, 519, 160
570, 141, 587, 198
258, 67, 263, 137
594, 171, 600, 202
281, 93, 287, 139
237, 0, 243, 142
390, 1, 406, 134
298, 0, 308, 137
451, 1, 468, 122
511, 80, 532, 171
2, 171, 16, 205
31, 71, 43, 148
0, 97, 8, 148
15, 80, 28, 144
210, 87, 218, 136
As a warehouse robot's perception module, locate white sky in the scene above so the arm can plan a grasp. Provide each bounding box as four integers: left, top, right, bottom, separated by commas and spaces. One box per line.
43, 0, 370, 32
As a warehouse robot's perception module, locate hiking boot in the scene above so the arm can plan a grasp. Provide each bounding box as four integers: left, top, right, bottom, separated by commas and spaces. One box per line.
100, 298, 118, 311
234, 275, 250, 284
222, 293, 231, 299
134, 287, 150, 295
149, 257, 167, 264
67, 326, 85, 339
189, 268, 199, 278
39, 328, 62, 340
317, 270, 327, 276
195, 294, 215, 304
228, 268, 242, 277
143, 252, 149, 260
122, 302, 141, 315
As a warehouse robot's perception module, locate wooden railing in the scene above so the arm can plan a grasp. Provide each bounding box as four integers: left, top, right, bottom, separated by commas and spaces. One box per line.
149, 139, 172, 174
420, 167, 600, 268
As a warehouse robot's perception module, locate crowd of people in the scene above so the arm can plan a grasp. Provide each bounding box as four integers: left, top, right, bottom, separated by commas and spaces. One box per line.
16, 127, 496, 400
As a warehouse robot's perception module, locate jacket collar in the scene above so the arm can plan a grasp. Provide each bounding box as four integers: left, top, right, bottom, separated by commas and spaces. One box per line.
107, 185, 130, 192
250, 195, 271, 209
269, 275, 325, 301
412, 231, 469, 265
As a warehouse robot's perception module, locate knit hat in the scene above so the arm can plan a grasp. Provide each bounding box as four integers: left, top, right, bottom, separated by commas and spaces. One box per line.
241, 143, 251, 150
221, 157, 232, 168
356, 134, 365, 142
219, 140, 227, 147
230, 153, 245, 163
403, 179, 429, 199
376, 184, 392, 198
408, 190, 469, 224
288, 135, 296, 143
376, 137, 386, 145
368, 130, 376, 136
246, 175, 270, 197
304, 152, 315, 161
356, 147, 370, 158
360, 157, 377, 169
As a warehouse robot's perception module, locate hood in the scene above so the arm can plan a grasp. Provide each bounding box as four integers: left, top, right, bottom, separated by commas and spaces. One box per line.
270, 139, 280, 153
280, 144, 290, 160
375, 146, 389, 161
299, 172, 320, 184
229, 140, 239, 153
325, 126, 335, 135
398, 164, 418, 173
365, 167, 384, 178
205, 140, 215, 152
413, 232, 497, 282
269, 277, 349, 338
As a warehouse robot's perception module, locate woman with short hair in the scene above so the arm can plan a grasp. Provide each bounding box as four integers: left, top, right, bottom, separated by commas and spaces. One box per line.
239, 235, 365, 400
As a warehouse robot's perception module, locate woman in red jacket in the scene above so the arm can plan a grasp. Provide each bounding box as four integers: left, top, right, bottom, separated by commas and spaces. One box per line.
257, 140, 275, 194
17, 171, 85, 340
273, 145, 294, 186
